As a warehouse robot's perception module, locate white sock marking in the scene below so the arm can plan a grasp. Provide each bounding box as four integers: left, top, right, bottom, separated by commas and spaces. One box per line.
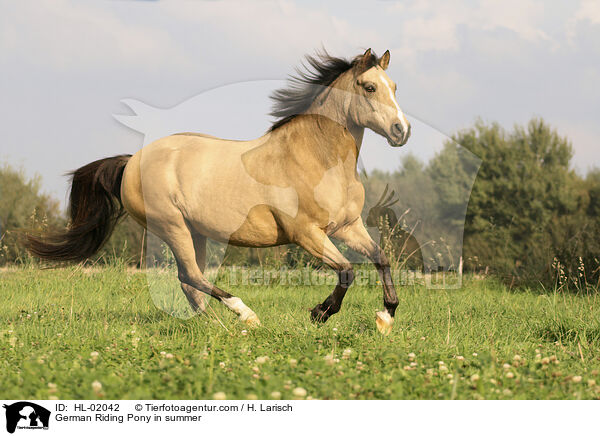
222, 296, 256, 321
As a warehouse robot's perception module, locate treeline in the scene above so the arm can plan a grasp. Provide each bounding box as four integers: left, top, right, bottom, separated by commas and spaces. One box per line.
1, 118, 598, 290
367, 118, 600, 289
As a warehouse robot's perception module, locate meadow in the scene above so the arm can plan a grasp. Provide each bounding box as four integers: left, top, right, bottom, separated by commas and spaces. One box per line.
1, 264, 599, 400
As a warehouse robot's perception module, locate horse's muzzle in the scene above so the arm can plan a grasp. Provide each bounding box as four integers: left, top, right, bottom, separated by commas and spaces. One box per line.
388, 122, 411, 147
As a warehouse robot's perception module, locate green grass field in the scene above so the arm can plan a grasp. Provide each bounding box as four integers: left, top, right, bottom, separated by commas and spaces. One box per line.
1, 265, 599, 400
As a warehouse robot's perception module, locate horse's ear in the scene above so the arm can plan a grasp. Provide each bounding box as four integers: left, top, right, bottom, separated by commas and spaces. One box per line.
379, 50, 390, 70
356, 48, 374, 72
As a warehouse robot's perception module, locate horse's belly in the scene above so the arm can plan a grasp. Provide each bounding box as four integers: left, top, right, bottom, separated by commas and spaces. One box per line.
186, 201, 292, 246
181, 176, 299, 244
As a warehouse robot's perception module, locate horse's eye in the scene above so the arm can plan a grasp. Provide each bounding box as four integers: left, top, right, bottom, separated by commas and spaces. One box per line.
365, 85, 376, 93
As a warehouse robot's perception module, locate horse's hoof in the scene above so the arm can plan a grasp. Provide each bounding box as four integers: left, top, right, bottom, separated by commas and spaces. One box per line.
310, 305, 329, 323
242, 313, 261, 328
375, 310, 393, 335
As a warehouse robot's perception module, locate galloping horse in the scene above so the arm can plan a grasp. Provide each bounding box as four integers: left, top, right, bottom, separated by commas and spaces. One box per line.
26, 49, 411, 335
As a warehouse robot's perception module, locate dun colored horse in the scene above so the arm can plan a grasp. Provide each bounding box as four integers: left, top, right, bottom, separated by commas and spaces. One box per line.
26, 49, 411, 335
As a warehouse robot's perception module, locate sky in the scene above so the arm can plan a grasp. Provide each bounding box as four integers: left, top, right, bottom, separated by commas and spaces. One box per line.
1, 0, 599, 207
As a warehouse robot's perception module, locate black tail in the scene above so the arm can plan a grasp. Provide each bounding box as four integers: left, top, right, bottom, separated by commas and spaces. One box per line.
25, 155, 132, 262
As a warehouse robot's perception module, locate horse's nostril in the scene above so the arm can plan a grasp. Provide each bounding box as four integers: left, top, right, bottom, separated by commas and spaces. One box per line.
406, 123, 411, 138
392, 123, 404, 136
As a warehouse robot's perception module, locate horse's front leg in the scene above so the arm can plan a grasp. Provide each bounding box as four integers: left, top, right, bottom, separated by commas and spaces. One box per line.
295, 226, 354, 323
332, 218, 399, 335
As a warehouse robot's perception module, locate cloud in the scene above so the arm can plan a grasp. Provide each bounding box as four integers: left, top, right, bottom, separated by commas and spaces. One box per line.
0, 0, 388, 85
567, 0, 600, 41
159, 0, 384, 62
473, 0, 551, 42
387, 0, 552, 62
0, 0, 192, 73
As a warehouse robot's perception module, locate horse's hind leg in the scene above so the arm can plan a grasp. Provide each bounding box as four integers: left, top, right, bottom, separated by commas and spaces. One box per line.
159, 218, 260, 326
181, 234, 208, 313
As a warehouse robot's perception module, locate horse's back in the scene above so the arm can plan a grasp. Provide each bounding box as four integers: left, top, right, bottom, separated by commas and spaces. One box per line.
121, 133, 297, 244
121, 134, 242, 227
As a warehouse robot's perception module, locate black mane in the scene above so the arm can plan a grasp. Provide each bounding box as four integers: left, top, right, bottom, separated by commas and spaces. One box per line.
269, 50, 380, 131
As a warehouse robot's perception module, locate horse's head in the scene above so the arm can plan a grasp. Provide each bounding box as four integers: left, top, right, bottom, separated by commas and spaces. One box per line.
270, 48, 411, 147
347, 49, 411, 147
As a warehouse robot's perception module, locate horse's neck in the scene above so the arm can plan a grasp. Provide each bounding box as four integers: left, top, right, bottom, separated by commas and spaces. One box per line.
347, 124, 365, 151
284, 114, 360, 172
295, 80, 364, 165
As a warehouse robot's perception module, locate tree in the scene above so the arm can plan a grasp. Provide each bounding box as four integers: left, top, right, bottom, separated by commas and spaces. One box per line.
453, 119, 588, 286
0, 164, 62, 264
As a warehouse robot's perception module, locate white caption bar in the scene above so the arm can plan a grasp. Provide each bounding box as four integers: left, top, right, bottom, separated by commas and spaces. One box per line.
0, 400, 595, 435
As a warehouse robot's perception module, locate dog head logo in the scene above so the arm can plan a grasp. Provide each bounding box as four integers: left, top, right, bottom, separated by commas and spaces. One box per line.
3, 402, 50, 433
